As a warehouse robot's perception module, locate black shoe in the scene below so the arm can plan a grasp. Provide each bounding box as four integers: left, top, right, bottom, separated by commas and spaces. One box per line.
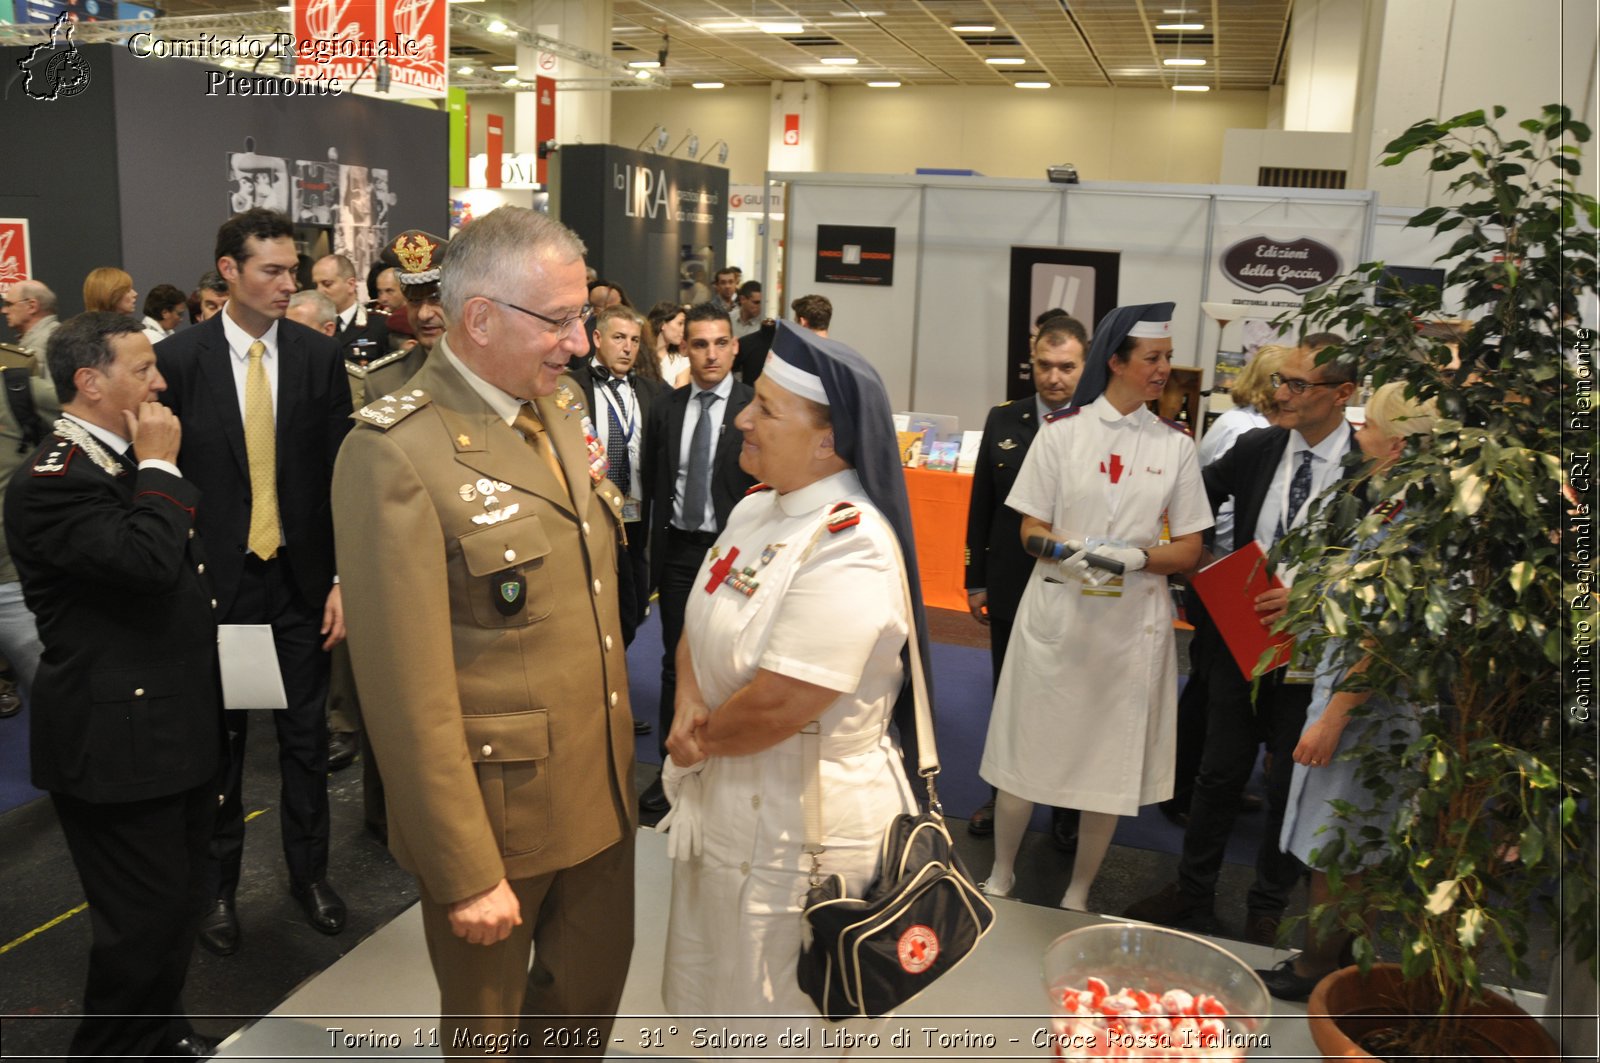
1123, 881, 1213, 926
1157, 799, 1190, 828
290, 880, 346, 935
1256, 956, 1326, 1002
0, 692, 20, 718
327, 732, 358, 772
364, 820, 388, 845
966, 797, 995, 837
633, 718, 652, 735
151, 1032, 216, 1059
639, 776, 670, 814
1246, 908, 1284, 947
1239, 791, 1264, 814
197, 900, 239, 956
1051, 808, 1080, 853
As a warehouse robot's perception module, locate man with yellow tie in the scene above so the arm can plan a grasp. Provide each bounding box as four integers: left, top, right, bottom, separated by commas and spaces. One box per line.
155, 208, 354, 956
333, 206, 636, 1055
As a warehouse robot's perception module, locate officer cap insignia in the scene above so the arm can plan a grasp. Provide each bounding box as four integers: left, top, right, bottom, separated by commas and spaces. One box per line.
1044, 406, 1081, 424
391, 230, 447, 286
353, 390, 431, 430
826, 502, 861, 533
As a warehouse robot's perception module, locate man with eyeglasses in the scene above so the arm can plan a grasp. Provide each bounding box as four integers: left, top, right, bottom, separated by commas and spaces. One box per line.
638, 303, 756, 815
4, 280, 61, 375
333, 206, 636, 1053
1127, 333, 1359, 951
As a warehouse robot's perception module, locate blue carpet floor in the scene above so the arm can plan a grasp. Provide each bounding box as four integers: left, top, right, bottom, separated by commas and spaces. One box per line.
626, 608, 1266, 867
0, 701, 39, 813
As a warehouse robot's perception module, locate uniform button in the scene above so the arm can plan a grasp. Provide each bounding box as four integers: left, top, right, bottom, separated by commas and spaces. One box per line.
211, 599, 218, 608
134, 688, 145, 697
751, 795, 761, 809
188, 529, 195, 539
739, 862, 750, 875
197, 563, 205, 573
609, 691, 618, 706
1144, 625, 1154, 635
504, 548, 517, 562
592, 578, 602, 595
605, 635, 613, 651
582, 521, 590, 535
481, 744, 493, 757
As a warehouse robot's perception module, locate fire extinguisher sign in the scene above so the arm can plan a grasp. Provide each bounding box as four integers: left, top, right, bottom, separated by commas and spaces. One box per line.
783, 113, 800, 146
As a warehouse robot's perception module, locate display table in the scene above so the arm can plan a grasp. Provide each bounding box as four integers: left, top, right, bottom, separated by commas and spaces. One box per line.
903, 465, 973, 611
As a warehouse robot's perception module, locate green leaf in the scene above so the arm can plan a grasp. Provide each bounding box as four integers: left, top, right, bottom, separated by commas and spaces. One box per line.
1425, 878, 1461, 915
1458, 908, 1486, 948
1450, 464, 1488, 517
1428, 749, 1449, 783
1562, 796, 1577, 826
1322, 595, 1349, 638
1520, 824, 1546, 866
1508, 561, 1535, 594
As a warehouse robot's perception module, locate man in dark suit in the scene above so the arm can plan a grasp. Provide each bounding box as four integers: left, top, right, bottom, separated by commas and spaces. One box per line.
570, 304, 665, 654
1126, 334, 1356, 947
963, 315, 1088, 845
7, 312, 223, 1060
639, 303, 755, 812
312, 252, 389, 356
156, 208, 353, 956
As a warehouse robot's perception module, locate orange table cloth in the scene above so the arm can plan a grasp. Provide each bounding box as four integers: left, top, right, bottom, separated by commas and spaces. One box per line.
903, 466, 972, 612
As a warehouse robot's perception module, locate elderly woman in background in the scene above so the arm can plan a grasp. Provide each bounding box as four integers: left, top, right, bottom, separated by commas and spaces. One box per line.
648, 300, 690, 388
979, 302, 1213, 911
660, 322, 927, 1043
1255, 381, 1438, 1000
82, 268, 137, 315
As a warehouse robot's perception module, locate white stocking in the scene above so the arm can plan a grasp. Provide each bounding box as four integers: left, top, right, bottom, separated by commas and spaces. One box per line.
1061, 811, 1118, 911
985, 789, 1034, 894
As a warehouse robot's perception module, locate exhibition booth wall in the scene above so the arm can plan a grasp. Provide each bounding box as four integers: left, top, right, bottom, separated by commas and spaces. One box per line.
1, 44, 449, 316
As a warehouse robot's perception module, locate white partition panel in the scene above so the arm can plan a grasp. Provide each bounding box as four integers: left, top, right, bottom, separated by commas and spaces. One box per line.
916, 186, 1065, 428
784, 181, 924, 409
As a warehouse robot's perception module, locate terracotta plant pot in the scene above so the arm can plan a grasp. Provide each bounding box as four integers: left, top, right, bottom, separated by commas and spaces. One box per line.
1306, 963, 1558, 1061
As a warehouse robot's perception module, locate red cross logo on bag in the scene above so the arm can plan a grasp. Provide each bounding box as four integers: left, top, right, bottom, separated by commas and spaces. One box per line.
897, 925, 939, 974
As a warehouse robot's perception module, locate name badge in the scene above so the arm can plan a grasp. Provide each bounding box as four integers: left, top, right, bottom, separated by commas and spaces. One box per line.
621, 498, 641, 523
1080, 576, 1125, 599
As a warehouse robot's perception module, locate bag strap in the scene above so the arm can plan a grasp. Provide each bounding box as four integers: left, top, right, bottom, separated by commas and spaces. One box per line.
802, 511, 940, 881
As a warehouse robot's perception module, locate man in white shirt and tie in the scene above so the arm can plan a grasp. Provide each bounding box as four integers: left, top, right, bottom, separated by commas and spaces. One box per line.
1126, 334, 1358, 949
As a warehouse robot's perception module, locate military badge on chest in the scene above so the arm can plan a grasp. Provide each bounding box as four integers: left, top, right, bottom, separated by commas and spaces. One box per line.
704, 543, 785, 598
494, 574, 527, 616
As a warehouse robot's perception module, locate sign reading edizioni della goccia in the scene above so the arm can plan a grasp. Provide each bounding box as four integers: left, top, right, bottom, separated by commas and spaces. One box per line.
556, 144, 729, 310
815, 224, 895, 286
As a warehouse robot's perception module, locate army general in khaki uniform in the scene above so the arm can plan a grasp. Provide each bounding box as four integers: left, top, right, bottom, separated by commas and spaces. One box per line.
332, 207, 634, 1058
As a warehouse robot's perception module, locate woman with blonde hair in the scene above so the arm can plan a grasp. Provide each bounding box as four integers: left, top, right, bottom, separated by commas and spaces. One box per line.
1256, 380, 1439, 1000
82, 268, 137, 315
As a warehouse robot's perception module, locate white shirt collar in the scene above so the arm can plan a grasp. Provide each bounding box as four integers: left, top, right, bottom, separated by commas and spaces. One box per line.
63, 412, 131, 456
690, 373, 734, 402
219, 308, 279, 360
1090, 393, 1155, 427
338, 303, 358, 329
1290, 418, 1352, 463
777, 469, 863, 517
439, 335, 523, 425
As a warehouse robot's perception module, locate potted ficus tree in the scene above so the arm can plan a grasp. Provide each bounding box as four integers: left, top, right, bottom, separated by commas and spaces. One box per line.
1266, 104, 1597, 1061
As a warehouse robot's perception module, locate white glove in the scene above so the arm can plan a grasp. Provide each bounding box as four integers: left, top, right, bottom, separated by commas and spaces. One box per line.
1058, 548, 1113, 587
1094, 544, 1148, 573
656, 756, 707, 860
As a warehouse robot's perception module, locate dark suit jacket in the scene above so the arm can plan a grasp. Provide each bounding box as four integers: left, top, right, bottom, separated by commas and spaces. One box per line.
569, 360, 667, 448
333, 305, 390, 357
6, 435, 222, 802
640, 378, 755, 591
963, 395, 1042, 624
1203, 424, 1360, 555
732, 322, 775, 386
156, 315, 352, 614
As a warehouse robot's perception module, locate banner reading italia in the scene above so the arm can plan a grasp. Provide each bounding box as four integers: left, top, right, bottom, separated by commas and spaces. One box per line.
294, 0, 448, 98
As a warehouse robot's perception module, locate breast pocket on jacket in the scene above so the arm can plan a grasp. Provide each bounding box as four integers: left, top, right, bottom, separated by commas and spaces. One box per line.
464, 711, 550, 856
459, 516, 555, 627
89, 664, 189, 782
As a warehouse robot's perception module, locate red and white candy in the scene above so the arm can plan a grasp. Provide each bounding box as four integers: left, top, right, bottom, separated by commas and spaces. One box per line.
1048, 978, 1243, 1060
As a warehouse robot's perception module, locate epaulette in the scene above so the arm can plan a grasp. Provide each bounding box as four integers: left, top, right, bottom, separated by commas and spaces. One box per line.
1159, 416, 1192, 436
31, 438, 72, 476
344, 349, 407, 379
1373, 498, 1405, 523
744, 482, 774, 496
826, 502, 861, 533
1044, 406, 1081, 424
998, 399, 1014, 407
353, 389, 431, 430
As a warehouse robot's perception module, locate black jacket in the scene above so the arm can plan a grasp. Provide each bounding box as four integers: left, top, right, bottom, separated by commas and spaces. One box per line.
156, 315, 352, 615
1203, 424, 1361, 554
963, 396, 1043, 624
640, 378, 755, 591
6, 436, 222, 802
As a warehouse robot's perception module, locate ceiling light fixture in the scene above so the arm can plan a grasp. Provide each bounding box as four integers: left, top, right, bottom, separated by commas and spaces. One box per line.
1163, 57, 1207, 66
820, 57, 859, 65
634, 70, 652, 80
867, 80, 901, 87
832, 9, 884, 16
490, 64, 516, 72
759, 22, 804, 34
1156, 22, 1205, 31
628, 60, 661, 68
1015, 81, 1051, 89
505, 77, 521, 87
457, 65, 473, 75
701, 22, 745, 32
1172, 84, 1210, 91
692, 82, 725, 89
953, 24, 996, 32
985, 57, 1026, 65
486, 19, 507, 34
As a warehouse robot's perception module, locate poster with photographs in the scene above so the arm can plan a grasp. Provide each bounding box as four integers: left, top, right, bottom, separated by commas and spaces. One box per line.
337, 165, 374, 281
370, 168, 394, 230
227, 150, 290, 214
295, 160, 340, 227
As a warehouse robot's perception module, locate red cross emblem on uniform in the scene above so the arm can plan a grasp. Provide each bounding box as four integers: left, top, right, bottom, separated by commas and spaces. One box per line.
1100, 454, 1125, 483
705, 547, 740, 593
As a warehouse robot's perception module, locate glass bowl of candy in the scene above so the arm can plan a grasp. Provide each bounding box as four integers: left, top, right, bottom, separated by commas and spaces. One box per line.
1042, 923, 1271, 1059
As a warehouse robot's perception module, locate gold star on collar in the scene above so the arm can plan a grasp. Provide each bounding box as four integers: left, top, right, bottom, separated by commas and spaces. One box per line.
456, 434, 472, 448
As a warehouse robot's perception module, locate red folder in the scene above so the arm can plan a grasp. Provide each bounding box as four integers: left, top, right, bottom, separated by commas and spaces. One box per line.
1191, 541, 1293, 678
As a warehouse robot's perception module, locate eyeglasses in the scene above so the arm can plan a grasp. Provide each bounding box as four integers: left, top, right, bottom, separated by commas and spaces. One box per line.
1270, 373, 1341, 395
488, 297, 592, 336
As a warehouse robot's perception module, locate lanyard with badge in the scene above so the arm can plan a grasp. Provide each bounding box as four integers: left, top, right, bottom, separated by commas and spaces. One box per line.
598, 380, 642, 521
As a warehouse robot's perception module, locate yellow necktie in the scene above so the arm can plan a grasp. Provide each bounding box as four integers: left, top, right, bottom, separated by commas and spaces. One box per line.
244, 340, 281, 559
513, 403, 569, 496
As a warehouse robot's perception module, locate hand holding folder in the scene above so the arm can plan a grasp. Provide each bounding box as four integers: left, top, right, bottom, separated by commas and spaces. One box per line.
1190, 541, 1294, 678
